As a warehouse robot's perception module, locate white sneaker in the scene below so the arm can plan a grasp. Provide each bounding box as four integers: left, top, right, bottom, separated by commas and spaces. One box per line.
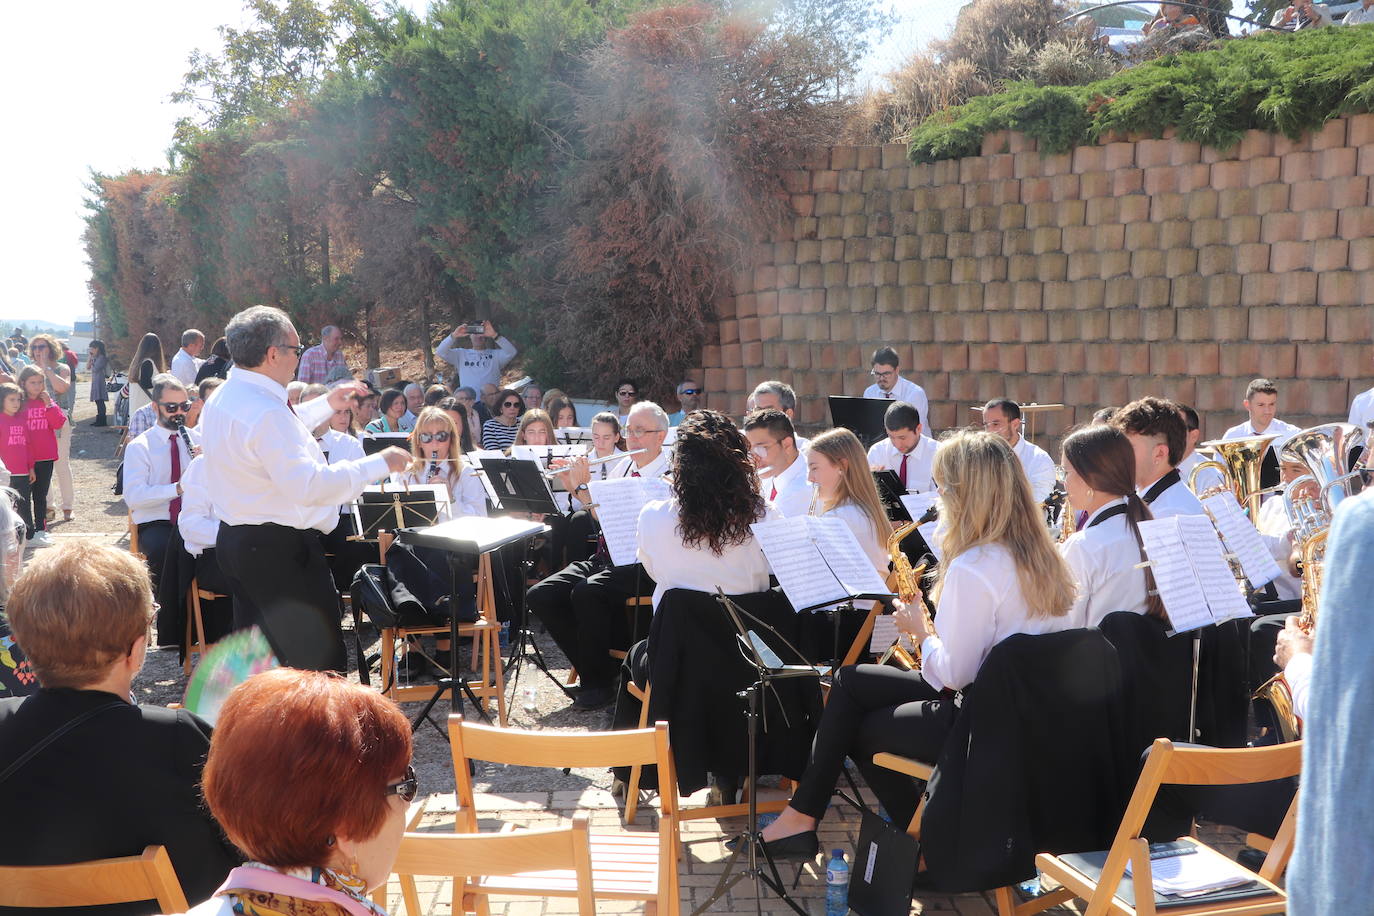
29, 531, 52, 548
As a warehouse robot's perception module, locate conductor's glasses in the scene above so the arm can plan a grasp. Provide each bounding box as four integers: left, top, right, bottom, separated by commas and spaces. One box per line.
159, 401, 193, 413
418, 431, 451, 444
274, 343, 306, 358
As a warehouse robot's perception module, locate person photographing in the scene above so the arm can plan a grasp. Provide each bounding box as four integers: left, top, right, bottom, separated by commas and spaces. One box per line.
200, 305, 411, 672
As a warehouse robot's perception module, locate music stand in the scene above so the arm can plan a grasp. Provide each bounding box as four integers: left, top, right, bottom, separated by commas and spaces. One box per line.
829, 396, 891, 448
352, 486, 447, 540
872, 470, 912, 523
362, 431, 410, 456
398, 516, 548, 735
695, 589, 819, 916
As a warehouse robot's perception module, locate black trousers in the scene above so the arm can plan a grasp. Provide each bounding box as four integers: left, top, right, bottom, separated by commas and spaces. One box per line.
8, 475, 31, 535
526, 559, 654, 689
29, 460, 52, 532
93, 399, 107, 424
193, 549, 236, 645
215, 522, 346, 672
136, 520, 174, 594
788, 664, 956, 828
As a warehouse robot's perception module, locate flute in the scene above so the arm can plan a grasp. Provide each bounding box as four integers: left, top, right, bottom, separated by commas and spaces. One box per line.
541, 449, 646, 478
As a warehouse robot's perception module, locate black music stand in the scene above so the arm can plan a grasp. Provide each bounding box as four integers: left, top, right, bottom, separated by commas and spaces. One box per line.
829, 396, 891, 448
872, 470, 912, 522
362, 431, 410, 456
353, 487, 446, 540
398, 516, 548, 736
695, 590, 820, 916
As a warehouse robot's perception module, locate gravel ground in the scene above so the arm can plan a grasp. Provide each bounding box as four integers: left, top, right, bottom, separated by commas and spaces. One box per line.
57, 393, 624, 801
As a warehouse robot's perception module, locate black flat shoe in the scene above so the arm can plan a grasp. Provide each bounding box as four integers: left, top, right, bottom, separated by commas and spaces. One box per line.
572, 686, 615, 710
725, 830, 820, 860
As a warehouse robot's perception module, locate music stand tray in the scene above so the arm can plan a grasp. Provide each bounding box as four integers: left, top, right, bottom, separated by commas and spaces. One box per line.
829, 396, 891, 448
477, 457, 561, 516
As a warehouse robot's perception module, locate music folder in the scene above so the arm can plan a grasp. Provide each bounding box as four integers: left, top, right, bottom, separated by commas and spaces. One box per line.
829, 396, 891, 448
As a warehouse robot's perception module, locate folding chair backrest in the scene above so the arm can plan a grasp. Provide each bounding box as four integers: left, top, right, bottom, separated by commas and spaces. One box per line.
0, 845, 190, 912
392, 812, 596, 916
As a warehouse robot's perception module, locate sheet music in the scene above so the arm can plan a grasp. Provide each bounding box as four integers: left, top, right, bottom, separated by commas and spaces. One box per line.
557, 426, 592, 444
586, 476, 672, 567
1202, 492, 1282, 588
1138, 517, 1214, 633
1178, 514, 1252, 622
751, 516, 893, 612
899, 492, 939, 522
869, 615, 900, 653
917, 521, 942, 560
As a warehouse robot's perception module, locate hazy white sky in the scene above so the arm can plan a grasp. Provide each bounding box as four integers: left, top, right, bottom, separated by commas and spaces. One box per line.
2, 0, 949, 328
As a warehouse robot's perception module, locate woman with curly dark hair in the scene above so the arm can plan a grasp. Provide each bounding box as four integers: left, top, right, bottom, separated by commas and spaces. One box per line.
637, 409, 772, 608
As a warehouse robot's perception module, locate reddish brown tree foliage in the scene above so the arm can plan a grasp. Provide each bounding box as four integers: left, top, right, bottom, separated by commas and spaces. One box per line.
545, 4, 841, 400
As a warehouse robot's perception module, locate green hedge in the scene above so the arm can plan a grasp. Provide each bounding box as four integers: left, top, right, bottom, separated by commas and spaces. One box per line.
907, 26, 1374, 163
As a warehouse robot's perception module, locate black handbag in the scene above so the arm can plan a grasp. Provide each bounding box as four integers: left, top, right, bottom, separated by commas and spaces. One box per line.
847, 804, 920, 916
349, 564, 437, 630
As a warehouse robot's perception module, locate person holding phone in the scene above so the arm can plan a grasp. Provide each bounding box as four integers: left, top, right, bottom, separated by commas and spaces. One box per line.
435, 319, 518, 391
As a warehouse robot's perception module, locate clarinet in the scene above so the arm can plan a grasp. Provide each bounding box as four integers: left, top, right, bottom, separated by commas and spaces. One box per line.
173, 416, 196, 456
428, 449, 440, 479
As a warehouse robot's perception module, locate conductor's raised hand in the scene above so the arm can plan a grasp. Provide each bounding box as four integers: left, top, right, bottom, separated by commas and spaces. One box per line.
327, 381, 369, 412
380, 446, 413, 474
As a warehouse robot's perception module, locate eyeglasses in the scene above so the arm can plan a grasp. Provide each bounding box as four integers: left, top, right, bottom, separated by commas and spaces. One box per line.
384, 765, 419, 803
419, 431, 451, 444
626, 426, 665, 437
502, 400, 522, 409
617, 390, 636, 397
679, 388, 702, 396
159, 401, 193, 413
273, 343, 306, 358
870, 369, 896, 380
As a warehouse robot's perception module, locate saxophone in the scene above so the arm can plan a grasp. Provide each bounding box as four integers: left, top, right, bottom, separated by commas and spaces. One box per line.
878, 520, 929, 670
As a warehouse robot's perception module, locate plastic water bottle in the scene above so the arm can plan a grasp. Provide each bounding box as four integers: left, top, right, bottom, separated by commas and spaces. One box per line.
825, 849, 849, 916
521, 682, 539, 715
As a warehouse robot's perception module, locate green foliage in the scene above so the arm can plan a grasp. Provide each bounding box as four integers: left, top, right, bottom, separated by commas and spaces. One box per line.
908, 27, 1374, 162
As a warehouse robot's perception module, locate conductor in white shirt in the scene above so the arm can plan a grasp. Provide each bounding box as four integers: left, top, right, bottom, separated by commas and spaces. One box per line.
200, 305, 411, 672
863, 346, 930, 432
866, 401, 938, 494
743, 408, 812, 518
170, 329, 205, 388
123, 374, 200, 593
1112, 396, 1205, 519
981, 398, 1056, 504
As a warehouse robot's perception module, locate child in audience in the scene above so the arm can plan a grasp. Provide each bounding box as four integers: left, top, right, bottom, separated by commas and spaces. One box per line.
17, 367, 66, 547
0, 383, 30, 536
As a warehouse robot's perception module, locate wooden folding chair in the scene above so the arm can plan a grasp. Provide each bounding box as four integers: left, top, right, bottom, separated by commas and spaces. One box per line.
183, 576, 226, 675
0, 845, 189, 912
1002, 738, 1301, 916
383, 812, 597, 916
449, 713, 680, 916
566, 594, 651, 687
376, 535, 507, 725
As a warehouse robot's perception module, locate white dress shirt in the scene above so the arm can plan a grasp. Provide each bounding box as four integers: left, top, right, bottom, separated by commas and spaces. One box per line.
1137, 470, 1206, 519
919, 542, 1075, 692
637, 497, 774, 609
318, 428, 368, 516
200, 367, 391, 534
1059, 499, 1151, 628
1285, 651, 1312, 722
1222, 418, 1300, 454
122, 424, 200, 524
863, 376, 930, 431
1256, 492, 1302, 601
392, 464, 488, 521
1011, 435, 1057, 504
765, 452, 813, 519
170, 348, 202, 387
1349, 387, 1374, 431
610, 449, 670, 480
177, 455, 219, 557
867, 435, 939, 494
434, 335, 517, 390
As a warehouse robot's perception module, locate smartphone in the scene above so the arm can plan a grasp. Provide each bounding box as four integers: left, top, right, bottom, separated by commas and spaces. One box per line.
464, 322, 486, 335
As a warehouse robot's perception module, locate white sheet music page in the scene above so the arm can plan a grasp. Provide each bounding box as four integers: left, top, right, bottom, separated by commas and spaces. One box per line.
869, 615, 900, 654
1201, 492, 1282, 588
899, 492, 939, 522
805, 516, 892, 597
1177, 514, 1253, 622
751, 517, 848, 610
1137, 516, 1214, 633
586, 476, 672, 567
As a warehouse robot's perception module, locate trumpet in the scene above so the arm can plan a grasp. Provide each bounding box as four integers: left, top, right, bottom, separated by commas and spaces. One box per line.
878, 519, 931, 670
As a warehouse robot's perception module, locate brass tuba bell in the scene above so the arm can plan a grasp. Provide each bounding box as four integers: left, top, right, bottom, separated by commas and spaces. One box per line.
1189, 434, 1283, 517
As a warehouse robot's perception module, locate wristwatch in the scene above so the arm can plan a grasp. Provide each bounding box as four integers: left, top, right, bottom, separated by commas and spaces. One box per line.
575, 484, 589, 494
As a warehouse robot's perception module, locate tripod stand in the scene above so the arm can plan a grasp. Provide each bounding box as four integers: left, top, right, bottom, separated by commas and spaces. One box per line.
410, 551, 494, 736
503, 535, 575, 707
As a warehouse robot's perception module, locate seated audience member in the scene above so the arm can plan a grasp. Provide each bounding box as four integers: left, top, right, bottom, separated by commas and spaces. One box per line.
192, 668, 412, 914
0, 542, 240, 911
547, 396, 579, 432
365, 388, 412, 434
757, 430, 1078, 855
744, 408, 812, 518
1112, 397, 1205, 518
750, 380, 810, 449
541, 388, 567, 412
1143, 1, 1201, 32
424, 383, 451, 407
863, 346, 930, 432
436, 396, 476, 454
866, 401, 938, 494
480, 382, 500, 417
667, 377, 704, 425
807, 428, 890, 575
611, 378, 639, 425
532, 402, 670, 710
481, 387, 525, 451
1345, 0, 1374, 24
194, 337, 232, 384
522, 383, 544, 411
512, 408, 558, 449
122, 373, 199, 591
450, 387, 485, 447
353, 381, 380, 428
435, 320, 517, 391
402, 383, 424, 425
981, 397, 1056, 503
1057, 424, 1161, 628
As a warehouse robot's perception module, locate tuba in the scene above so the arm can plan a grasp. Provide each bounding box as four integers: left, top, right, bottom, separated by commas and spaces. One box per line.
1188, 434, 1283, 517
878, 520, 929, 670
1251, 527, 1327, 743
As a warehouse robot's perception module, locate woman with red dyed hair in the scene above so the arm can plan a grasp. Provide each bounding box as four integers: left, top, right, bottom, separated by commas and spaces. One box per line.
182, 669, 416, 915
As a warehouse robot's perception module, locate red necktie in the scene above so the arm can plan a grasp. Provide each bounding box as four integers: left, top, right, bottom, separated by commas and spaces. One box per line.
898, 453, 909, 489
169, 433, 183, 524
631, 469, 641, 478
770, 483, 777, 501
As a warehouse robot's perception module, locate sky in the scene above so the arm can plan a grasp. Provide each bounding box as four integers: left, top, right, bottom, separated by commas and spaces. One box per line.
1, 0, 950, 329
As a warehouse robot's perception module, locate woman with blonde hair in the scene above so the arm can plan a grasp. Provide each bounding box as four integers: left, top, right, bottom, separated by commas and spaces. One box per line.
512, 408, 558, 449
394, 406, 486, 520
755, 429, 1078, 857
805, 427, 890, 574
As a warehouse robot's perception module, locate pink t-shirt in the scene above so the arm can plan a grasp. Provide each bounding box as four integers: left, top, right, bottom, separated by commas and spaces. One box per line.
0, 412, 30, 475
21, 400, 66, 463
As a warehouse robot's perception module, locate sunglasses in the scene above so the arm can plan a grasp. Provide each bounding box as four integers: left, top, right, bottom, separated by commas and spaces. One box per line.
418, 431, 451, 444
502, 401, 522, 408
159, 401, 193, 413
617, 390, 636, 397
384, 765, 419, 803
679, 388, 701, 396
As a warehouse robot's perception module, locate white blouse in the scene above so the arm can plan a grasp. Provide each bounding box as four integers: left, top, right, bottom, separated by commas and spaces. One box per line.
637, 497, 774, 610
390, 463, 488, 521
919, 542, 1075, 692
1059, 498, 1151, 629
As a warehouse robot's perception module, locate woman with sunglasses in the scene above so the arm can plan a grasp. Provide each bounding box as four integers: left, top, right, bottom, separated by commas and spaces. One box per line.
364, 388, 412, 435
189, 668, 415, 916
395, 407, 486, 520
611, 378, 639, 426
28, 334, 74, 523
481, 387, 524, 451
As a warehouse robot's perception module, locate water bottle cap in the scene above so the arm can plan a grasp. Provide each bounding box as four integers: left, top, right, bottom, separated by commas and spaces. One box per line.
832, 849, 844, 857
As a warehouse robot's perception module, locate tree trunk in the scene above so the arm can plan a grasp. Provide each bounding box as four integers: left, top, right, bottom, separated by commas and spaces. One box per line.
364, 301, 380, 368
320, 224, 331, 287
420, 296, 434, 381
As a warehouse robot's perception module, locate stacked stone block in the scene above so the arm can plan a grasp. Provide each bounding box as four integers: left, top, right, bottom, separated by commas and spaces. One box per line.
703, 114, 1374, 446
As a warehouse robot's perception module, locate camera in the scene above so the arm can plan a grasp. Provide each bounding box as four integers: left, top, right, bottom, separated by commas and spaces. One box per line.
464, 322, 486, 335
